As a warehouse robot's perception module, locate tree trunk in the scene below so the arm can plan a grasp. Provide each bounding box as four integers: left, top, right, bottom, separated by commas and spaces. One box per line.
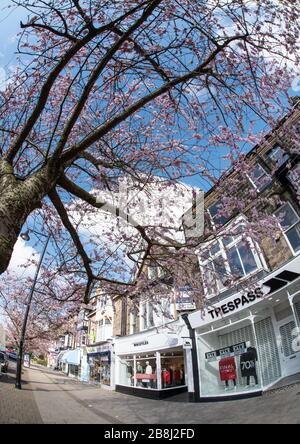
0, 159, 58, 274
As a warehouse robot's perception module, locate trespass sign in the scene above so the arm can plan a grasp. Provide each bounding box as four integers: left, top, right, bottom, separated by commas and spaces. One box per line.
188, 288, 264, 329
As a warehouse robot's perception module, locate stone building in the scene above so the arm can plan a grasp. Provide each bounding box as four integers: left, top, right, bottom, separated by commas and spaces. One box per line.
187, 99, 300, 400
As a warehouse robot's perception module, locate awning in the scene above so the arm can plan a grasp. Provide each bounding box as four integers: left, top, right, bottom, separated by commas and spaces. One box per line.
61, 349, 81, 366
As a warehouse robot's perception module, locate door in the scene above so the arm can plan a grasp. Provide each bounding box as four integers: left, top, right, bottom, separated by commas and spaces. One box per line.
278, 316, 300, 377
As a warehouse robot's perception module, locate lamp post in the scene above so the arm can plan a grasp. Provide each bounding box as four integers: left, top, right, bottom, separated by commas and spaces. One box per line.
15, 230, 51, 390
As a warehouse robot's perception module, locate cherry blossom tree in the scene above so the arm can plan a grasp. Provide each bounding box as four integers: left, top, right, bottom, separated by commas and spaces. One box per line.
0, 271, 82, 354
0, 0, 299, 302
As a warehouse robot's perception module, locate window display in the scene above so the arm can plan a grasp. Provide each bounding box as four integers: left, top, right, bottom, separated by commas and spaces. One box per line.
135, 355, 157, 388
118, 349, 185, 390
199, 328, 262, 397
218, 356, 237, 390
88, 353, 111, 385
161, 351, 185, 388
240, 346, 258, 386
119, 356, 134, 386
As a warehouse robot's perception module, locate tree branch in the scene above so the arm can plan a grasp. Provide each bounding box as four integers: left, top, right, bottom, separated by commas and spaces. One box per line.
48, 188, 94, 303
5, 0, 154, 163
61, 34, 247, 164
52, 0, 163, 159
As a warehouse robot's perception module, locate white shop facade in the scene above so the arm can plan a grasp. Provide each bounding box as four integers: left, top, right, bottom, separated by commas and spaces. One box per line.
188, 254, 300, 401
114, 319, 193, 399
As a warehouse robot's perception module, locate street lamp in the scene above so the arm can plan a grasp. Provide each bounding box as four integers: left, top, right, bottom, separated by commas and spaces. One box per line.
15, 229, 51, 390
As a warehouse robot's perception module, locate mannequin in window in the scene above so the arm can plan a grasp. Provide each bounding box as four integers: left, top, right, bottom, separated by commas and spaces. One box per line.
161, 368, 171, 388
136, 361, 143, 387
137, 361, 143, 373
142, 360, 153, 388
240, 344, 258, 387
126, 362, 133, 386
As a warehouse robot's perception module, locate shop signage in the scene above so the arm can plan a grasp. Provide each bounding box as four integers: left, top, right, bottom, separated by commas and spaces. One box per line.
133, 340, 149, 347
175, 289, 196, 311
205, 342, 247, 362
183, 338, 193, 349
115, 324, 187, 355
188, 287, 264, 329
86, 344, 110, 354
207, 288, 264, 320
189, 254, 300, 330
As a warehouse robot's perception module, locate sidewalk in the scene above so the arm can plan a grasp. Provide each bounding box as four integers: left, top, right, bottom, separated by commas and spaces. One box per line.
28, 366, 300, 424
0, 365, 42, 424
2, 363, 300, 424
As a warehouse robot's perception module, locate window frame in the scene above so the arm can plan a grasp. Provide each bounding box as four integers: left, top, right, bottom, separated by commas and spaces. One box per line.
198, 217, 264, 298
207, 200, 231, 228
140, 301, 155, 331
266, 144, 289, 168
129, 311, 138, 335
247, 163, 272, 192
274, 202, 300, 255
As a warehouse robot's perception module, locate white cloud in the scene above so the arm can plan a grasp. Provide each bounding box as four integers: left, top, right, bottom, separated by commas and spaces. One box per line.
7, 238, 39, 277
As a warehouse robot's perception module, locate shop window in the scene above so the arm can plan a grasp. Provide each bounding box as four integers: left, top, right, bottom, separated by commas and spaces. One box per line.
119, 356, 134, 386
200, 230, 261, 298
89, 354, 111, 385
198, 324, 263, 397
161, 351, 185, 388
267, 145, 289, 168
248, 163, 271, 191
274, 202, 300, 254
118, 350, 185, 390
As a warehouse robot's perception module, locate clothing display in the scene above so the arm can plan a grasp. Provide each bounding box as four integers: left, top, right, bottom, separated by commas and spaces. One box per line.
240, 346, 258, 385
145, 364, 153, 375
219, 357, 237, 382
142, 362, 153, 387
136, 363, 143, 373
173, 369, 181, 385
161, 369, 171, 386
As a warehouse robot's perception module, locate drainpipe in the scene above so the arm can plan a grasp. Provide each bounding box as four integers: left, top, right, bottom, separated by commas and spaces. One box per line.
181, 313, 200, 402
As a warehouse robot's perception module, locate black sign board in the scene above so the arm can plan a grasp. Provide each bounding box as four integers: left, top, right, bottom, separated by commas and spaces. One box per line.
205, 342, 247, 362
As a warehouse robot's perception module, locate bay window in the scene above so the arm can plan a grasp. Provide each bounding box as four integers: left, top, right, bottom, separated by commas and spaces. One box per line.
199, 223, 262, 298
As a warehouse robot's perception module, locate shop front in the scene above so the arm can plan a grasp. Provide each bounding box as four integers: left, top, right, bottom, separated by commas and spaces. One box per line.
86, 342, 113, 388
61, 348, 81, 377
188, 254, 300, 401
115, 320, 190, 399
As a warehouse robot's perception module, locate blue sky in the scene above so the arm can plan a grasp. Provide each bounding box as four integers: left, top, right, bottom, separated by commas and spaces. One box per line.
0, 1, 26, 90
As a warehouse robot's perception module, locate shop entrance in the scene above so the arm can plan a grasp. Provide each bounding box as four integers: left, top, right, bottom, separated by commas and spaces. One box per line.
278, 315, 300, 377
